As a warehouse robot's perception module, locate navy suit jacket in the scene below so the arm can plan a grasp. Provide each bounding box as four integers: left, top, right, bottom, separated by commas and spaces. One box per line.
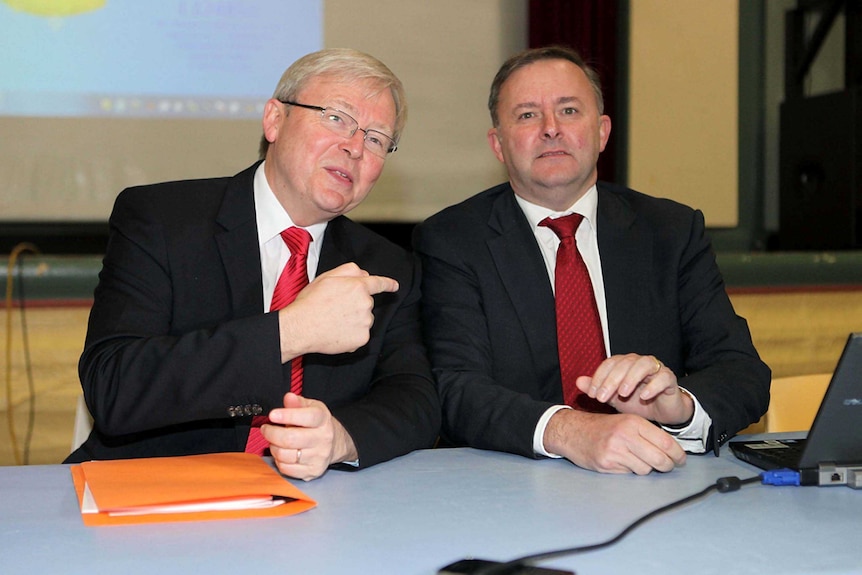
66, 163, 440, 466
413, 181, 769, 458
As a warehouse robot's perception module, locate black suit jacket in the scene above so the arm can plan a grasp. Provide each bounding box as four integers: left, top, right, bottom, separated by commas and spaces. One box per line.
413, 181, 770, 458
66, 163, 440, 466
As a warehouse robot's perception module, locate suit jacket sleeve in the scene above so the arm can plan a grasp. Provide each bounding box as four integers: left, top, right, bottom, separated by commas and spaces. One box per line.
600, 196, 771, 452
77, 173, 439, 467
79, 182, 286, 439
414, 187, 559, 458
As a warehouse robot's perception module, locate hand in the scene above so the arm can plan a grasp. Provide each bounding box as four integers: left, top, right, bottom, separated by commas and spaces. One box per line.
544, 409, 686, 474
262, 392, 358, 481
575, 354, 694, 426
278, 262, 399, 360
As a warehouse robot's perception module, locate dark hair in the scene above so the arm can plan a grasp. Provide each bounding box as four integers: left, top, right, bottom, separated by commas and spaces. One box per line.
488, 45, 604, 126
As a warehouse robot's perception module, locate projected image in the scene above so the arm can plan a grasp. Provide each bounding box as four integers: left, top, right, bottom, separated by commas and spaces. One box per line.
0, 0, 322, 119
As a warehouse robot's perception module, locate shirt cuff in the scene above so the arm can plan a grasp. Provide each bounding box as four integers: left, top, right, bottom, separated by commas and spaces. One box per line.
533, 404, 571, 458
660, 387, 711, 453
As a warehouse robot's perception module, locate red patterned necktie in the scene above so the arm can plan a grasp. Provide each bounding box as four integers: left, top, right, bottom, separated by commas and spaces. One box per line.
539, 214, 610, 411
245, 226, 312, 455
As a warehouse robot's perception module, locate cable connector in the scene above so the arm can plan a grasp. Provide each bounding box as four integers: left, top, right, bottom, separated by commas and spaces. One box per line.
761, 468, 801, 486
817, 463, 862, 488
715, 476, 743, 492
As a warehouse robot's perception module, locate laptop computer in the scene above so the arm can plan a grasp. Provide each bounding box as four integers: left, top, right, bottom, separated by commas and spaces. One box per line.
730, 332, 862, 485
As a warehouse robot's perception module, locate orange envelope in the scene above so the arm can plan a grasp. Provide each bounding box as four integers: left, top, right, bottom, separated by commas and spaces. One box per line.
71, 452, 316, 526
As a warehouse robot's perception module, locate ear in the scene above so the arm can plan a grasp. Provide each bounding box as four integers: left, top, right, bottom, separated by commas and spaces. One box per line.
262, 99, 285, 145
487, 127, 505, 164
598, 114, 612, 153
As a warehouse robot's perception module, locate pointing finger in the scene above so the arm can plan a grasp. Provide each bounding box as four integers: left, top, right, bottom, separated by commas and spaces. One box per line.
364, 275, 399, 294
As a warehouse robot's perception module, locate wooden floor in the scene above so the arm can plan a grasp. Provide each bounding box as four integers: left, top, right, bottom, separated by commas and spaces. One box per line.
1, 307, 88, 466
2, 289, 860, 466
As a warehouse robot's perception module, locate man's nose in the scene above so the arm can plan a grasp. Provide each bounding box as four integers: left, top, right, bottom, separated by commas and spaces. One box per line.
341, 129, 365, 158
542, 115, 561, 138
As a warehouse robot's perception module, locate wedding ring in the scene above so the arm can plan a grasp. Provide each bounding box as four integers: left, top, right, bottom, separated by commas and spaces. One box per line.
652, 356, 663, 375
296, 449, 302, 465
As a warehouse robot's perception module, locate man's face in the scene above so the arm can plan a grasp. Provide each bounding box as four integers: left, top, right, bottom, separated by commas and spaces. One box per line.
488, 59, 611, 210
262, 74, 396, 226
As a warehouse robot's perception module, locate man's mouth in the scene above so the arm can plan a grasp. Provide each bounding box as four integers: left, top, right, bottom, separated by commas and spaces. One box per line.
328, 168, 353, 182
538, 150, 569, 159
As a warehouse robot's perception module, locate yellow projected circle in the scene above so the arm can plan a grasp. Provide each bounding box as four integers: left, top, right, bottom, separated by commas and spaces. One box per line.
4, 0, 105, 17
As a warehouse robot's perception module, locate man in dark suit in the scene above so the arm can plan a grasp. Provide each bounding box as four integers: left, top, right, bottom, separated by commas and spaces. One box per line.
66, 49, 440, 481
413, 46, 769, 474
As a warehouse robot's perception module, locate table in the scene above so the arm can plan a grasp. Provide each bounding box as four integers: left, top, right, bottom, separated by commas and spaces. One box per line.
1, 443, 860, 575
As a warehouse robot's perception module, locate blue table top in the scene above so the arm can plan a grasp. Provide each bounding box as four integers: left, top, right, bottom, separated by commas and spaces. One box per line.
1, 443, 860, 575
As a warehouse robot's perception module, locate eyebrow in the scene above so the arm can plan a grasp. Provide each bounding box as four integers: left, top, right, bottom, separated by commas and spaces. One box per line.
327, 99, 394, 135
512, 96, 583, 112
328, 99, 354, 113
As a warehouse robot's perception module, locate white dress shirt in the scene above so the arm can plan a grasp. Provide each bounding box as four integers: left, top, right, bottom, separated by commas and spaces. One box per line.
252, 162, 360, 467
253, 162, 327, 312
513, 186, 711, 457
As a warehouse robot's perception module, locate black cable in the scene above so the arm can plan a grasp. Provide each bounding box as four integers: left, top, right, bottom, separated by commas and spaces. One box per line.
17, 255, 37, 465
4, 242, 39, 465
475, 475, 762, 575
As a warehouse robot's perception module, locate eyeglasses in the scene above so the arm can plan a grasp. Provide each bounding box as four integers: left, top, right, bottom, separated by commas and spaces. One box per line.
280, 100, 398, 158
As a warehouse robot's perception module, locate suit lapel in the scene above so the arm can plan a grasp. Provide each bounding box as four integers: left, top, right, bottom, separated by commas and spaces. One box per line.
314, 216, 352, 274
211, 167, 354, 402
214, 163, 265, 319
596, 184, 651, 354
486, 190, 560, 385
301, 217, 353, 399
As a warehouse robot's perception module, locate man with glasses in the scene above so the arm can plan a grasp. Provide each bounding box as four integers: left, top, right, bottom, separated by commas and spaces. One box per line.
66, 49, 440, 481
414, 46, 769, 475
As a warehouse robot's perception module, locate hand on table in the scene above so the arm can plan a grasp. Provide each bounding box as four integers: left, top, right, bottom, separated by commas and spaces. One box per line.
262, 392, 358, 481
544, 409, 687, 475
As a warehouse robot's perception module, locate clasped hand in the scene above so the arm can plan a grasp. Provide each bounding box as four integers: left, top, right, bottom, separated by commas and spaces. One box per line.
576, 353, 693, 426
545, 353, 694, 475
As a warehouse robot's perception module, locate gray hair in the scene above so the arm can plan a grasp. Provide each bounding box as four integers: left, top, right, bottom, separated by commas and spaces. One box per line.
259, 48, 407, 159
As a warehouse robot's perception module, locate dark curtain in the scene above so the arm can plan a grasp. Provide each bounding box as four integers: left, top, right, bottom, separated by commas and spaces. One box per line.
528, 0, 623, 183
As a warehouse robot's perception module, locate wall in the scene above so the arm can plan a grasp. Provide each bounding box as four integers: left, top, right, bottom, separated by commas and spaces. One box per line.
628, 0, 739, 227
324, 0, 524, 221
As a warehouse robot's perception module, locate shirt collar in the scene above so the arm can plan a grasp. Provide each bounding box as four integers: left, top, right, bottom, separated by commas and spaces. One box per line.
514, 184, 599, 231
254, 162, 327, 250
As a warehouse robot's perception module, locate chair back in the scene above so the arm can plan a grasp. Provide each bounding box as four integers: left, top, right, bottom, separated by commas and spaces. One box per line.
765, 373, 831, 433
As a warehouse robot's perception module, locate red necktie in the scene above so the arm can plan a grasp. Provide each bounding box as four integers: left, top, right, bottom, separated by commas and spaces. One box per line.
245, 226, 312, 455
539, 214, 610, 411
